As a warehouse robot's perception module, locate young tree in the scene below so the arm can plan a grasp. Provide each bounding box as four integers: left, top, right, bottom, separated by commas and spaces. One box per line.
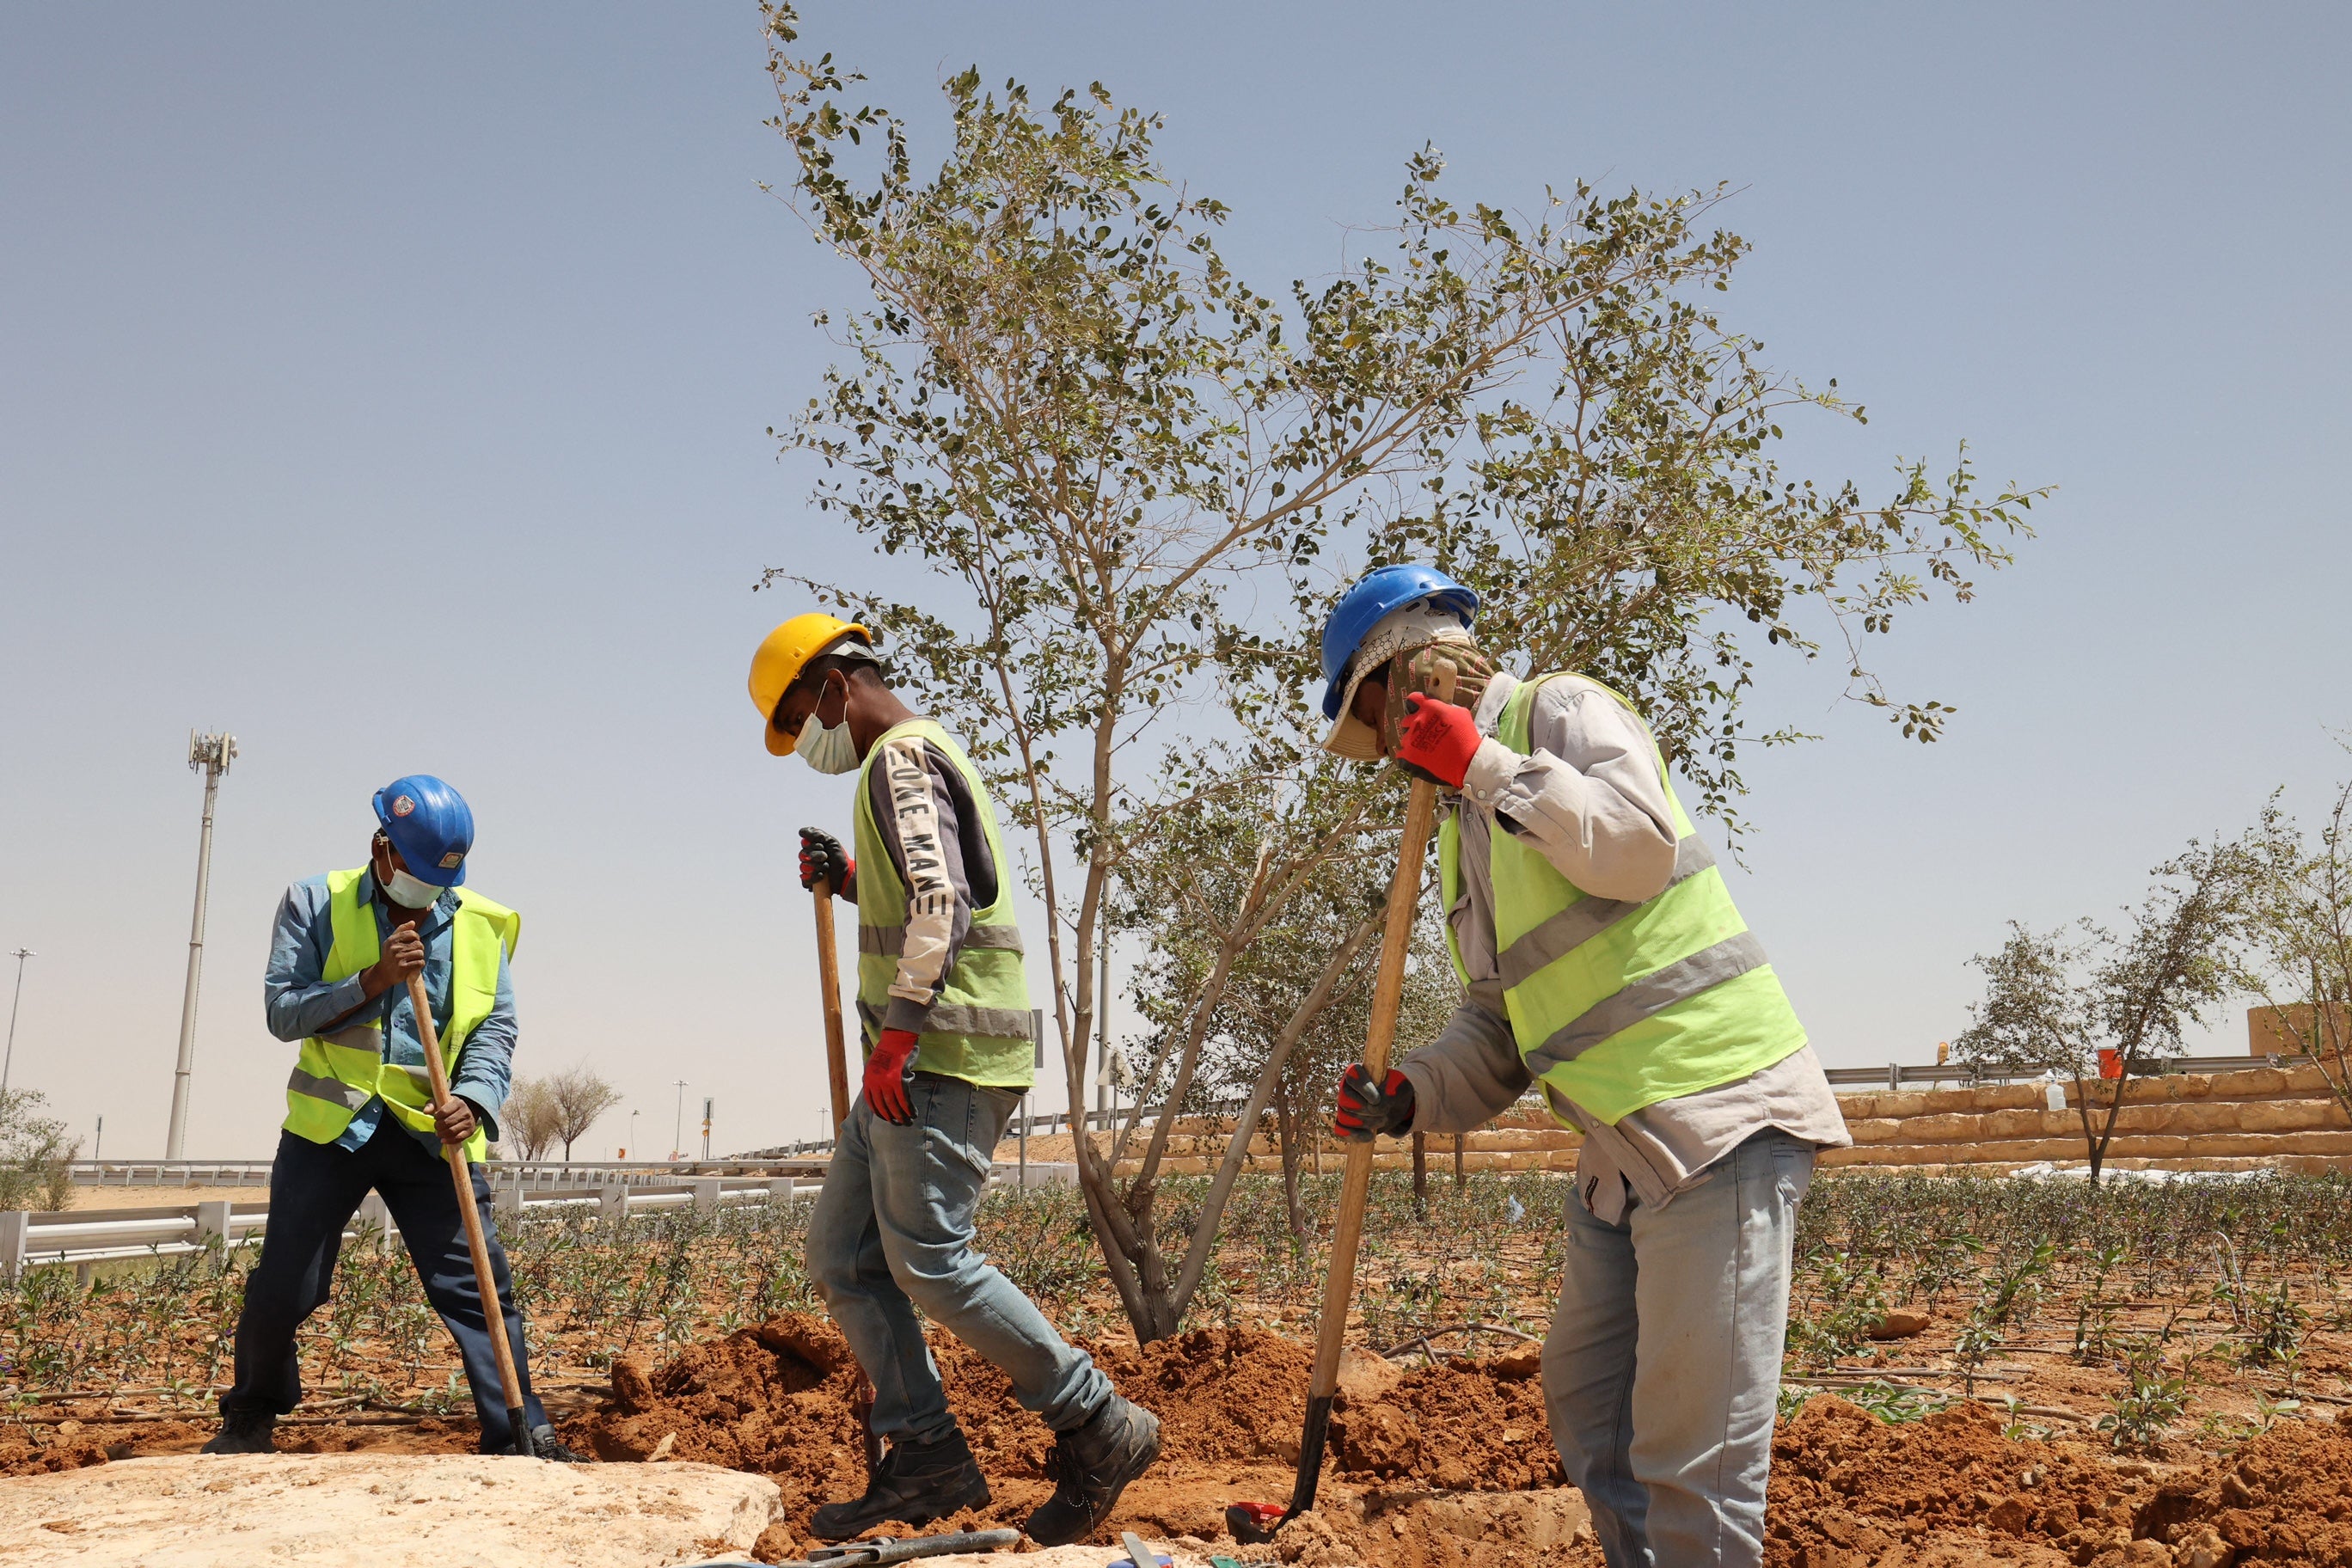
1957, 832, 2269, 1185
2241, 782, 2352, 1121
499, 1075, 564, 1162
760, 6, 2038, 1338
1952, 920, 2103, 1157
545, 1065, 626, 1161
1124, 776, 1397, 1252
0, 1086, 77, 1212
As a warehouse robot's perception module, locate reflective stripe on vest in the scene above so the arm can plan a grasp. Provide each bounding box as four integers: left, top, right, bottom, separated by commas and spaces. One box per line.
857, 923, 1026, 958
281, 869, 518, 1159
1438, 673, 1806, 1125
850, 720, 1037, 1091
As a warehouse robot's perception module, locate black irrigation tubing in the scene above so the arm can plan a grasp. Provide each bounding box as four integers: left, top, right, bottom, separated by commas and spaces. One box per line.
1374, 1320, 1542, 1359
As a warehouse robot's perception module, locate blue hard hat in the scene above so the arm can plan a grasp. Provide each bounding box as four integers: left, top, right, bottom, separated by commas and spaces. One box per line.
1319, 564, 1479, 719
371, 775, 475, 887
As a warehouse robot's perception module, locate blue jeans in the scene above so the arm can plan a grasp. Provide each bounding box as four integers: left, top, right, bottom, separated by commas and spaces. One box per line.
224, 1120, 546, 1449
808, 1074, 1112, 1444
1542, 1128, 1815, 1568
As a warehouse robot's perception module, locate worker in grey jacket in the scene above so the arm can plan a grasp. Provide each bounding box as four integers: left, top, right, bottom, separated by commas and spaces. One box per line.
1316, 565, 1848, 1568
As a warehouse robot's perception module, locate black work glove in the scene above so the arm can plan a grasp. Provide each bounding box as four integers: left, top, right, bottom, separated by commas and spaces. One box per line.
799, 826, 854, 896
1332, 1063, 1416, 1142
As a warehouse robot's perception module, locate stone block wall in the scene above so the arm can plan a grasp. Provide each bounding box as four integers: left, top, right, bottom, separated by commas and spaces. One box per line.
1019, 1063, 2352, 1179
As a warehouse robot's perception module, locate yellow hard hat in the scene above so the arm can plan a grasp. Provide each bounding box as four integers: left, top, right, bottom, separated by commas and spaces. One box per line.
748, 613, 872, 756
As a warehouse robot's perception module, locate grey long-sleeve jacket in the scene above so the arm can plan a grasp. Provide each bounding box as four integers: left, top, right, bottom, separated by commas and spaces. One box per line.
849, 728, 1002, 1041
1393, 670, 1848, 1222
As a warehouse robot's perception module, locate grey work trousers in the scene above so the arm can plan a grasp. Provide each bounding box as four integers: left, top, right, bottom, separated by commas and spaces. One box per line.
806, 1072, 1112, 1445
1543, 1127, 1815, 1568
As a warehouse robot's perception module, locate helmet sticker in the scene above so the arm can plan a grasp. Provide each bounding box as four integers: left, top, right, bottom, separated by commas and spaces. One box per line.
391, 795, 416, 817
438, 851, 463, 869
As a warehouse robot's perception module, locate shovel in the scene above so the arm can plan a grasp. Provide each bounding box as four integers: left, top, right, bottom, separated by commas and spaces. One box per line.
407, 972, 534, 1458
684, 1528, 1024, 1568
812, 872, 885, 1478
1228, 663, 1455, 1543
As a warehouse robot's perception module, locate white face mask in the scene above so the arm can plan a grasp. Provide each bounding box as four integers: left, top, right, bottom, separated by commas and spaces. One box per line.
799, 715, 860, 775
380, 863, 445, 910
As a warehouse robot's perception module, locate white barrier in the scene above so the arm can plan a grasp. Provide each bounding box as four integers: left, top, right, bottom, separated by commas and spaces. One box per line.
5, 1161, 1088, 1281
3, 1173, 836, 1280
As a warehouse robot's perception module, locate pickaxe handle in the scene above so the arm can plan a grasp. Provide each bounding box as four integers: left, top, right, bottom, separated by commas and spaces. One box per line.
811, 878, 881, 1476
407, 971, 534, 1458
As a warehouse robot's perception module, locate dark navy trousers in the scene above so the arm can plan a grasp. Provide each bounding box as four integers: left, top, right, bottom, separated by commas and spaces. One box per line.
221, 1119, 545, 1449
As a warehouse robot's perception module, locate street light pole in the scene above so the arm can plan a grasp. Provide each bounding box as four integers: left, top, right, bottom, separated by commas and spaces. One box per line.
166, 732, 236, 1161
672, 1079, 687, 1161
3, 947, 33, 1096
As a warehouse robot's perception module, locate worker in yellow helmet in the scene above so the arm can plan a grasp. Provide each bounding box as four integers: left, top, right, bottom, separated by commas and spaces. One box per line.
748, 614, 1160, 1547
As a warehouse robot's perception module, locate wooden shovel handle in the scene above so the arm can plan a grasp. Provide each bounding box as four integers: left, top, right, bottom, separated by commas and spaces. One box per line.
812, 882, 853, 1136
1307, 660, 1457, 1404
406, 974, 531, 1432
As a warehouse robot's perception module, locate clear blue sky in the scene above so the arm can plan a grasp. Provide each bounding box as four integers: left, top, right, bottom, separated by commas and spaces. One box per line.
3, 4, 2346, 1159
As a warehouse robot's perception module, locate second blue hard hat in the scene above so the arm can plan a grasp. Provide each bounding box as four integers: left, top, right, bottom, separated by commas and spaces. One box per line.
1319, 564, 1479, 720
372, 775, 474, 887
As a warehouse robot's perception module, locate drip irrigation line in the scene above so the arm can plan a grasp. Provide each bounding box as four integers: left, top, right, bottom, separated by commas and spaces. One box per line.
1373, 1320, 1540, 1360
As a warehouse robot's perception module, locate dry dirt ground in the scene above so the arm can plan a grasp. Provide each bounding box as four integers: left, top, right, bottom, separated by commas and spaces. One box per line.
0, 1453, 777, 1568
11, 1314, 2349, 1567
52, 1186, 262, 1213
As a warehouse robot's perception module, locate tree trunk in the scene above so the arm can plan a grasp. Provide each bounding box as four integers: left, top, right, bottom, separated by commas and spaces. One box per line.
2072, 1071, 2098, 1189
1277, 1081, 1306, 1246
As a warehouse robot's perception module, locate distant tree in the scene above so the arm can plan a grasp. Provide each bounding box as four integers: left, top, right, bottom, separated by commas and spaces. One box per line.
545, 1066, 626, 1161
1956, 830, 2270, 1185
0, 1087, 78, 1212
499, 1076, 564, 1162
2240, 780, 2352, 1122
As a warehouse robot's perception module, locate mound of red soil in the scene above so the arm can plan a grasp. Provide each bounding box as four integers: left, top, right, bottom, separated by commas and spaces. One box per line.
1096, 1327, 1316, 1465
1332, 1351, 1559, 1492
0, 1428, 115, 1475
1768, 1397, 2128, 1565
563, 1314, 870, 1516
562, 1319, 1319, 1488
562, 1317, 1326, 1558
2135, 1415, 2352, 1566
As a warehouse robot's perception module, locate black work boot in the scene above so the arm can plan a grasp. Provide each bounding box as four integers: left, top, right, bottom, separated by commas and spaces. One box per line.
481, 1424, 587, 1461
202, 1408, 278, 1455
1023, 1394, 1160, 1547
809, 1427, 991, 1541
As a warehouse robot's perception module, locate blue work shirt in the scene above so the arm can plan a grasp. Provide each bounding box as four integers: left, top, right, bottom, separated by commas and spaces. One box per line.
262, 869, 518, 1151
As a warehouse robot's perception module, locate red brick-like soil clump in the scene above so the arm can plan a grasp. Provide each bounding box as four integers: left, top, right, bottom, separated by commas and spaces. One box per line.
2135, 1417, 2352, 1566
1333, 1349, 1559, 1492
1767, 1396, 2128, 1565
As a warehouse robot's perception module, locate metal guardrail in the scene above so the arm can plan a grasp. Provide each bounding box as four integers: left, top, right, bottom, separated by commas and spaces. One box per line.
737, 1095, 1252, 1161
66, 1155, 836, 1190
1820, 1053, 2313, 1090
8, 1161, 1078, 1281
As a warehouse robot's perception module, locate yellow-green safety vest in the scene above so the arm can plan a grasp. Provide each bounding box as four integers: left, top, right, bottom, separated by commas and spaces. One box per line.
850, 720, 1035, 1090
1438, 675, 1806, 1128
282, 868, 519, 1161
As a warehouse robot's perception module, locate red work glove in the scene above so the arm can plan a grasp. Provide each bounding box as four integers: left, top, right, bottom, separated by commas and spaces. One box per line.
1396, 692, 1481, 789
1332, 1063, 1415, 1142
799, 826, 854, 896
864, 1028, 921, 1124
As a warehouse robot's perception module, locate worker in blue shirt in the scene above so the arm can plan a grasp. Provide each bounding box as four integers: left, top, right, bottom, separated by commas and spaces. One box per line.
205, 775, 578, 1460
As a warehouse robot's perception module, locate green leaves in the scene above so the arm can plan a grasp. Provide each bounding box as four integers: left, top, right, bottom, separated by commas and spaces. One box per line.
756, 9, 2043, 1333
